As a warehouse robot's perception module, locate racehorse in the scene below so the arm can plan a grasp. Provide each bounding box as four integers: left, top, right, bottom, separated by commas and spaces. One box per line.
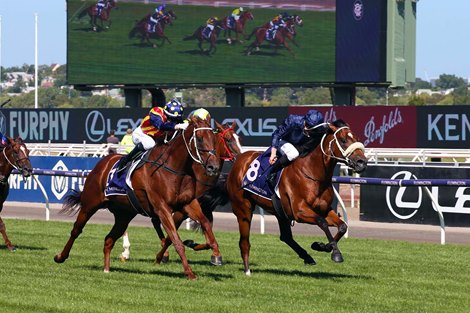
0, 137, 33, 251
128, 10, 176, 48
119, 121, 242, 263
54, 117, 221, 280
245, 18, 300, 55
78, 0, 117, 32
184, 19, 224, 55
202, 120, 368, 275
222, 11, 254, 44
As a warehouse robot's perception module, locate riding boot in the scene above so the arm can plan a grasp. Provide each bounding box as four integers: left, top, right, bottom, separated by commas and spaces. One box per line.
267, 154, 290, 189
116, 143, 144, 173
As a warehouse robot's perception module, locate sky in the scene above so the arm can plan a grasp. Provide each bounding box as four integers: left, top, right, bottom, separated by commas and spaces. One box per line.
0, 0, 469, 80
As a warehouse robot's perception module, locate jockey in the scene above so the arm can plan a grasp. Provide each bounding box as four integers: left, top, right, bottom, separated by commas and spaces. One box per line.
115, 99, 188, 172
188, 108, 211, 121
267, 12, 288, 40
229, 7, 244, 28
96, 0, 106, 16
0, 132, 8, 147
267, 109, 325, 189
203, 17, 219, 38
149, 4, 166, 33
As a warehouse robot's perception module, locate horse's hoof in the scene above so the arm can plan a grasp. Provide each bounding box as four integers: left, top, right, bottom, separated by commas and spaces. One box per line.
331, 253, 344, 263
245, 269, 252, 276
304, 256, 317, 265
183, 239, 197, 249
103, 269, 110, 273
311, 242, 325, 251
161, 255, 169, 264
210, 255, 223, 266
54, 254, 65, 263
7, 245, 16, 252
119, 255, 129, 263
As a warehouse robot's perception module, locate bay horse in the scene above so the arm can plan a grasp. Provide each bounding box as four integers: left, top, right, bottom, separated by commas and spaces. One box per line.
128, 11, 175, 48
245, 21, 297, 56
78, 0, 117, 32
203, 120, 368, 275
222, 11, 254, 44
119, 121, 242, 263
54, 117, 221, 280
184, 19, 224, 55
0, 137, 33, 251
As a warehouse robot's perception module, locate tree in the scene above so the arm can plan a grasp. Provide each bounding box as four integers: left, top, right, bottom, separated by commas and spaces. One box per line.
435, 74, 466, 90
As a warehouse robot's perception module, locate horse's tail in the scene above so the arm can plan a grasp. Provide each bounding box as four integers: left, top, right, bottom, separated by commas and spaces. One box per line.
78, 7, 88, 19
198, 173, 230, 217
128, 26, 139, 39
183, 26, 203, 40
59, 189, 82, 216
247, 27, 259, 40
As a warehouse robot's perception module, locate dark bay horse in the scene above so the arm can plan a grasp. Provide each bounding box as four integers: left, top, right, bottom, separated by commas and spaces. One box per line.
129, 10, 177, 48
246, 19, 298, 56
78, 0, 117, 32
54, 117, 221, 280
184, 20, 224, 55
203, 120, 368, 275
222, 11, 254, 44
0, 137, 33, 251
119, 121, 242, 263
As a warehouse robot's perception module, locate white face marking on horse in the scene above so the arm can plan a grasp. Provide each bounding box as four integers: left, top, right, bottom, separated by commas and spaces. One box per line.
347, 132, 353, 138
233, 133, 242, 151
20, 146, 27, 154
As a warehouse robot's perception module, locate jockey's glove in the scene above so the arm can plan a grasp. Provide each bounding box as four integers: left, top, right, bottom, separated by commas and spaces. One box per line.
175, 122, 189, 130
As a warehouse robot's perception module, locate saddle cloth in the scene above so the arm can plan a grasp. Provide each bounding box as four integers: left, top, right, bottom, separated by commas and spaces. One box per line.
242, 148, 282, 199
104, 154, 144, 197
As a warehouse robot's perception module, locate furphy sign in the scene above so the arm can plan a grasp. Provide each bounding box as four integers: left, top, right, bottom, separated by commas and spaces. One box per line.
289, 106, 416, 148
8, 110, 70, 141
360, 165, 470, 227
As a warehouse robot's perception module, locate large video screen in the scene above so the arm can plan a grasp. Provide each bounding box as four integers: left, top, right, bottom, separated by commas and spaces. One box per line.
67, 0, 336, 86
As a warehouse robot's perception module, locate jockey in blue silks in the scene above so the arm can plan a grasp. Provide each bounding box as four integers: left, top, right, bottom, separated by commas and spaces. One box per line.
0, 132, 7, 146
149, 4, 166, 33
267, 109, 325, 188
96, 0, 106, 16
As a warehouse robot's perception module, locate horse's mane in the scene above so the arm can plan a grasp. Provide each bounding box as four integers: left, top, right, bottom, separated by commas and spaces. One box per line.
297, 119, 348, 158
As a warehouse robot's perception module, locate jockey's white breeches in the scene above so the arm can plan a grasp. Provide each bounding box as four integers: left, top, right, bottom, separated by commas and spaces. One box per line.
132, 126, 156, 150
278, 140, 299, 161
150, 16, 158, 23
207, 24, 215, 30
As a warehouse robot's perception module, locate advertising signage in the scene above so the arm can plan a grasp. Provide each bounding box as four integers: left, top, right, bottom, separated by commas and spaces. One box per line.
66, 0, 389, 86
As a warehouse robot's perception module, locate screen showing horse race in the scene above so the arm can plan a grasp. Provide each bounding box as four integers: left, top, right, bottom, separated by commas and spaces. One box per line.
67, 0, 387, 86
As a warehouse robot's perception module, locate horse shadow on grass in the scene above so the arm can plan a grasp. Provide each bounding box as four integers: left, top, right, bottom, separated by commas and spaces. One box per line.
86, 264, 234, 280
0, 245, 47, 251
257, 268, 373, 280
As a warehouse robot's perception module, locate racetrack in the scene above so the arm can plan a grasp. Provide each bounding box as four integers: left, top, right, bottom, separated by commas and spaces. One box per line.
3, 198, 470, 246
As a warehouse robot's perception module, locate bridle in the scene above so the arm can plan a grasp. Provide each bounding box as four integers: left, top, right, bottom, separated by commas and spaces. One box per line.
2, 142, 31, 176
217, 127, 236, 161
320, 125, 365, 167
182, 124, 217, 169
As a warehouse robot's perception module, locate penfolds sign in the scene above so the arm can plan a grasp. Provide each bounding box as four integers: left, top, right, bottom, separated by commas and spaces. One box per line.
289, 106, 417, 148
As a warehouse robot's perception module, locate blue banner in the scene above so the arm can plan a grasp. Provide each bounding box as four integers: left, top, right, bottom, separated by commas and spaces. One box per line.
8, 156, 100, 203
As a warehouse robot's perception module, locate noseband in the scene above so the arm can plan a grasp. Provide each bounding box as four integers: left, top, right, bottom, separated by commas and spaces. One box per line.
218, 127, 236, 161
320, 126, 365, 166
2, 143, 31, 175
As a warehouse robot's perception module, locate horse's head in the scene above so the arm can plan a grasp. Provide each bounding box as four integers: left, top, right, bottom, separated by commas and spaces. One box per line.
215, 121, 242, 161
242, 11, 254, 21
184, 116, 220, 177
167, 10, 177, 20
107, 0, 117, 9
4, 137, 33, 178
291, 15, 303, 27
322, 120, 368, 173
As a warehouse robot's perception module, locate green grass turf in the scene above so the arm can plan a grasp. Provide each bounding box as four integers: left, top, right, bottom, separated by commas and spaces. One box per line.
1, 218, 469, 313
67, 1, 335, 85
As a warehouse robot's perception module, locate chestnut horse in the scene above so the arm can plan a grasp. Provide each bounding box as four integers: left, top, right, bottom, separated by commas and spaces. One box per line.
119, 121, 242, 263
222, 11, 254, 44
54, 117, 221, 280
203, 120, 368, 275
128, 10, 177, 48
246, 19, 297, 56
78, 0, 117, 32
0, 137, 33, 251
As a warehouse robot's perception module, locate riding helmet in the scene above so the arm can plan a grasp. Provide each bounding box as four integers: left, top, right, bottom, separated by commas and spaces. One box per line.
304, 110, 324, 128
164, 99, 184, 119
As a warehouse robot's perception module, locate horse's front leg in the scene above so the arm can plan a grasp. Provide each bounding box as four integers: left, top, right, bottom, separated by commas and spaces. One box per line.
276, 216, 316, 265
183, 200, 222, 265
312, 215, 344, 263
0, 216, 15, 251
